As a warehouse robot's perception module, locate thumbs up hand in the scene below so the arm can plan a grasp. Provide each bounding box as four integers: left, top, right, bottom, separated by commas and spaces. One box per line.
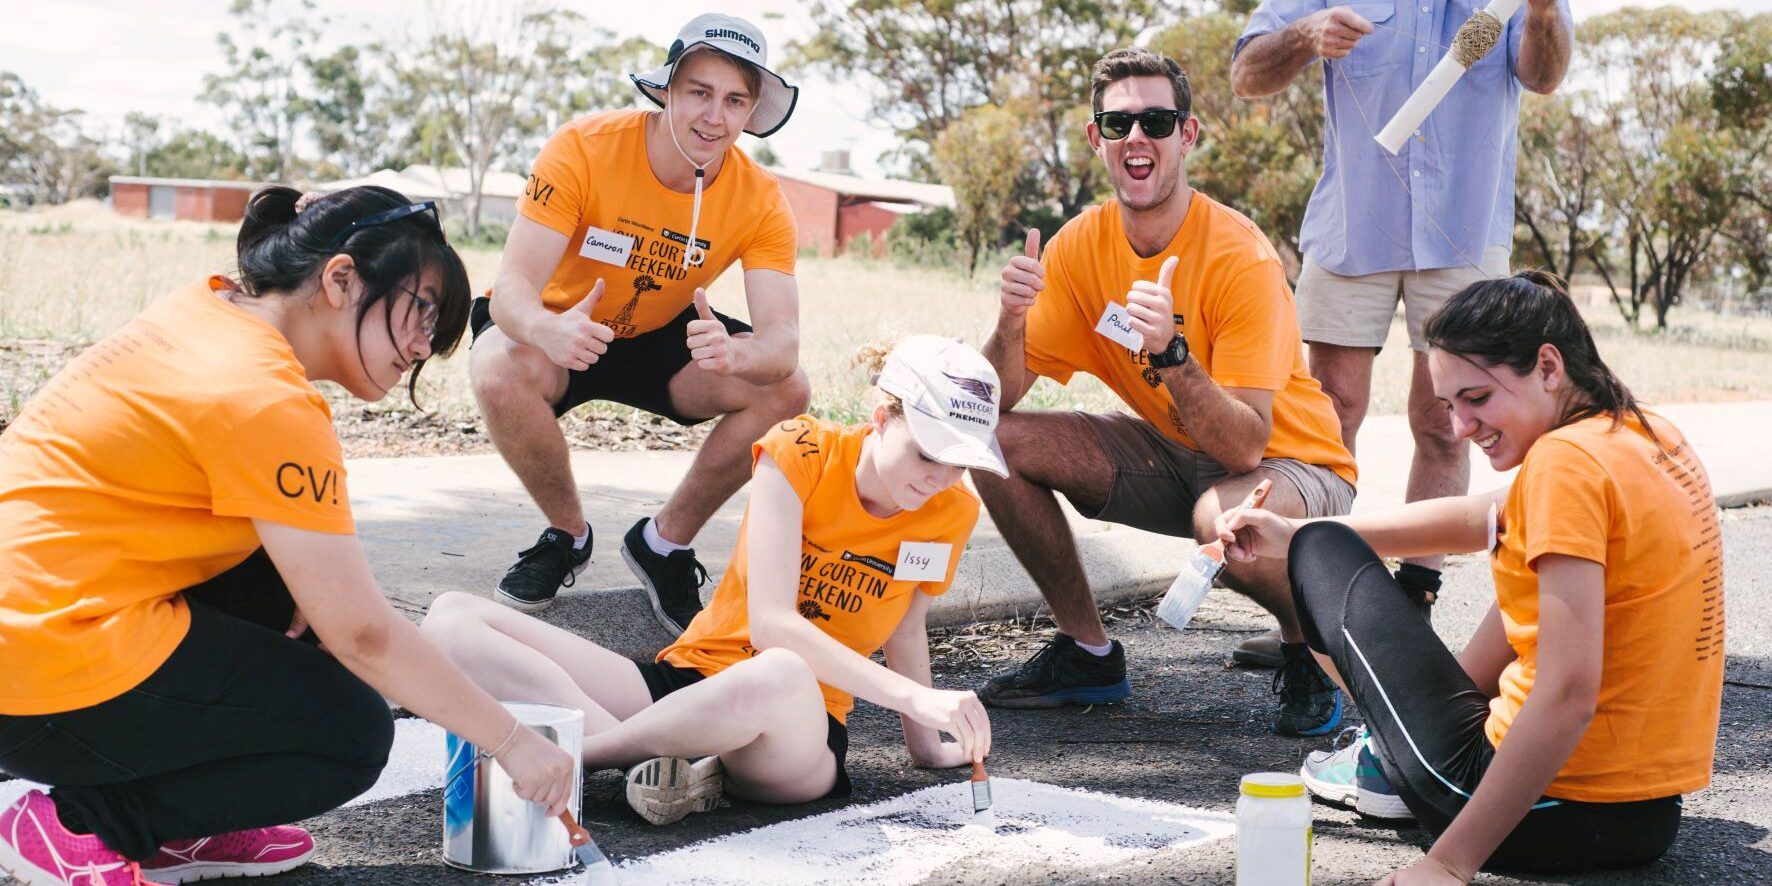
1127, 256, 1179, 355
535, 279, 616, 371
685, 288, 737, 376
998, 227, 1045, 319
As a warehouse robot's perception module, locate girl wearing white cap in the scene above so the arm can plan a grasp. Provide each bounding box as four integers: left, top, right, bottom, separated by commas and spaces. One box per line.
425, 336, 1005, 823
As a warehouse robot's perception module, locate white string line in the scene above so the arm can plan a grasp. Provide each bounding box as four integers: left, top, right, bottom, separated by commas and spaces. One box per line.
1322, 52, 1489, 275
1365, 17, 1458, 56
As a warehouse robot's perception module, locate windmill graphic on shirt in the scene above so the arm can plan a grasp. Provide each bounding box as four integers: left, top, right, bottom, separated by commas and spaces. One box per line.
607, 275, 660, 339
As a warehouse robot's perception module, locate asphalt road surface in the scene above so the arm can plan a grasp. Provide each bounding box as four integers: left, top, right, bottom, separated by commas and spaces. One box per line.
7, 506, 1770, 885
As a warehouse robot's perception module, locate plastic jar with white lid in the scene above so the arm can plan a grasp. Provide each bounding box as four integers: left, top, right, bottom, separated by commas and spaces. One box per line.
1236, 771, 1312, 885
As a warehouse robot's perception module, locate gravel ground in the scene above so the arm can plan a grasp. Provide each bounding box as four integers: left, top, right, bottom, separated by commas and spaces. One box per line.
0, 336, 709, 457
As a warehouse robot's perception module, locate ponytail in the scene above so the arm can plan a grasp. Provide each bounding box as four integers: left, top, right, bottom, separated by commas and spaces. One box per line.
232, 184, 472, 405
1425, 269, 1663, 448
853, 340, 904, 419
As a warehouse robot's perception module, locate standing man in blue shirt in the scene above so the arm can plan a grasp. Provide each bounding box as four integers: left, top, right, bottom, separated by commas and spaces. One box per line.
1228, 0, 1571, 667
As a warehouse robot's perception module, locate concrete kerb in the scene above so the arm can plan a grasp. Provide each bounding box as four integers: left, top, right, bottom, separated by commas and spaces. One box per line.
351, 400, 1771, 631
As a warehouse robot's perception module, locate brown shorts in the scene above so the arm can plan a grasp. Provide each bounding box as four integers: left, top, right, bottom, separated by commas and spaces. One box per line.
1070, 412, 1355, 537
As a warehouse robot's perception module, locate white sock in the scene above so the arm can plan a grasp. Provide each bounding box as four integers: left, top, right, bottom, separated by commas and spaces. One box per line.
571, 523, 590, 551
643, 518, 690, 556
1076, 639, 1114, 656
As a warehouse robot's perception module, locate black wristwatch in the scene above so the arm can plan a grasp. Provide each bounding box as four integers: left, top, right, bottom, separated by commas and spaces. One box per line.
1148, 333, 1190, 369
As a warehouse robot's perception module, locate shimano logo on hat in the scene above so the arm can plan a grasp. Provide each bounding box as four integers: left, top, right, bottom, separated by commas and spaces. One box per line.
706, 28, 762, 54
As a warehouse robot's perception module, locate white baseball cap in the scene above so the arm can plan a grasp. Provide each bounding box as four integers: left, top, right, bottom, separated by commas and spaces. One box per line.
630, 13, 799, 138
875, 336, 1010, 479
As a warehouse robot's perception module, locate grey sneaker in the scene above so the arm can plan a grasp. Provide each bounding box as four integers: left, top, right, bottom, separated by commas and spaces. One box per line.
1231, 628, 1282, 669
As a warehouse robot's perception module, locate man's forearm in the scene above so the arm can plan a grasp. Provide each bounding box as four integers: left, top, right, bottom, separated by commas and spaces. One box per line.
1231, 26, 1319, 99
488, 276, 554, 345
983, 314, 1032, 411
731, 327, 800, 385
1161, 361, 1268, 472
1515, 1, 1572, 93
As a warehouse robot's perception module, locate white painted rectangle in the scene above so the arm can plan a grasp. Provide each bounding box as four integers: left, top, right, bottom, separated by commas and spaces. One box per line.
532, 778, 1234, 886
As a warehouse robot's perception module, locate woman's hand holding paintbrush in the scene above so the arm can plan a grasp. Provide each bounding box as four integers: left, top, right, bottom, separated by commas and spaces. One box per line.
1214, 501, 1302, 562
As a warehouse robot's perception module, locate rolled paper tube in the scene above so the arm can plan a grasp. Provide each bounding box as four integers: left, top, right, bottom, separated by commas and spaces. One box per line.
1374, 0, 1526, 154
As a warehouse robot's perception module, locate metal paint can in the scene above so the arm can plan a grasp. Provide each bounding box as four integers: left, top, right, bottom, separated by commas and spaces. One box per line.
442, 702, 585, 874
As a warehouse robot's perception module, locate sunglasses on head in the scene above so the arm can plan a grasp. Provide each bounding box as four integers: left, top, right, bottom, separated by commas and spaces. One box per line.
326, 201, 443, 251
1093, 108, 1185, 141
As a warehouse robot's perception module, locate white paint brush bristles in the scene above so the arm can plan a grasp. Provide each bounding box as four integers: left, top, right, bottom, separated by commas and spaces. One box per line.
1156, 480, 1271, 631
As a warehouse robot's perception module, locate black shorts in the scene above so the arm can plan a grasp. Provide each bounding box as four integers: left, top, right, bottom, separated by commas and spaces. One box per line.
470, 297, 751, 425
631, 658, 852, 799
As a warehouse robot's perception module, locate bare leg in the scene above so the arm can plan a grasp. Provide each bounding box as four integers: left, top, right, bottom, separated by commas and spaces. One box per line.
581, 649, 837, 803
470, 328, 583, 533
650, 362, 811, 545
421, 592, 651, 733
1307, 342, 1377, 458
1402, 350, 1470, 573
1192, 468, 1314, 642
970, 412, 1116, 647
422, 594, 835, 803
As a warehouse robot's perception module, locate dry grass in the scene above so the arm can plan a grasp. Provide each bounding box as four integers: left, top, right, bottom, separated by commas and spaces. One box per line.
4, 209, 1770, 445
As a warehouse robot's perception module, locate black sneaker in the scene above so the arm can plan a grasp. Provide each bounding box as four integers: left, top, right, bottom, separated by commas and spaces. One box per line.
977, 632, 1131, 709
495, 525, 591, 612
621, 519, 708, 636
1272, 642, 1343, 736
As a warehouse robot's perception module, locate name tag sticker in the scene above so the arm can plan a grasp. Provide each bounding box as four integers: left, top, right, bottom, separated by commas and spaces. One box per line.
578, 226, 634, 266
894, 542, 952, 582
1094, 302, 1144, 352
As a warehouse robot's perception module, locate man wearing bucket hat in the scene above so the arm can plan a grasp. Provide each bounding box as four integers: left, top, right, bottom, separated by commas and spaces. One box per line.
470, 13, 808, 634
426, 336, 1001, 825
974, 48, 1358, 738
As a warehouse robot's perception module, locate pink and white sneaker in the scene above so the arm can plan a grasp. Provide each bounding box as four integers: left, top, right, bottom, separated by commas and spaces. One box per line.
138, 826, 315, 883
0, 789, 167, 885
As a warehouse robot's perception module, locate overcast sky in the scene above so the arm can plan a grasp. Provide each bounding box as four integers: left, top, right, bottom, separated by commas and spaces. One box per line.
4, 0, 1768, 178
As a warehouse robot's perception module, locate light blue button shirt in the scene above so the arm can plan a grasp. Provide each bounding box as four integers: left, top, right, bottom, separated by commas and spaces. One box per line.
1235, 0, 1571, 276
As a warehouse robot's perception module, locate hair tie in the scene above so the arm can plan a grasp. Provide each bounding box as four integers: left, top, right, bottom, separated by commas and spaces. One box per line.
293, 192, 321, 214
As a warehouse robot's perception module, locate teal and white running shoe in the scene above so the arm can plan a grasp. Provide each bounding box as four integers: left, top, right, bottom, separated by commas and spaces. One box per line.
1300, 726, 1415, 821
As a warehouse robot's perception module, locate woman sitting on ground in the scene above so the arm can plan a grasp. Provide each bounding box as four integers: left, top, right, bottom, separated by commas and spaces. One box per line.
0, 186, 577, 886
1216, 270, 1722, 884
423, 335, 1001, 822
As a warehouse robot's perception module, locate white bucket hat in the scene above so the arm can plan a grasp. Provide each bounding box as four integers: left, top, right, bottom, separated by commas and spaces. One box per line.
630, 13, 799, 138
875, 336, 1010, 479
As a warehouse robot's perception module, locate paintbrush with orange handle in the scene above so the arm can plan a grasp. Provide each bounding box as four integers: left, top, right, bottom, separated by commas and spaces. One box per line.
1155, 479, 1272, 631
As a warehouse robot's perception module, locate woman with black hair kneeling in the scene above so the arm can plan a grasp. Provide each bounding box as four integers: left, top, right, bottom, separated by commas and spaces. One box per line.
1215, 270, 1723, 884
0, 187, 576, 886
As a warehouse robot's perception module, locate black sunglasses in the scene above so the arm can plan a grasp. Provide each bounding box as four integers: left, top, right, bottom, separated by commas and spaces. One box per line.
1093, 108, 1185, 141
326, 201, 443, 250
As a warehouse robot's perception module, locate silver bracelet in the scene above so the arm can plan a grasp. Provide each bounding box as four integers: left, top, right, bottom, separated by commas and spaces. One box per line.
478, 719, 521, 761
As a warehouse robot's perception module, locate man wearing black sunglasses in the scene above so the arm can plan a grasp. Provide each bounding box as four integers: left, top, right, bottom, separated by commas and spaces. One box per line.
975, 48, 1357, 738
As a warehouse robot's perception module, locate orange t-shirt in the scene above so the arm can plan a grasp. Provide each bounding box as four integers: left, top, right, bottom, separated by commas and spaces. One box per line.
0, 278, 355, 715
1026, 190, 1356, 486
512, 109, 797, 338
1486, 412, 1724, 802
660, 416, 981, 723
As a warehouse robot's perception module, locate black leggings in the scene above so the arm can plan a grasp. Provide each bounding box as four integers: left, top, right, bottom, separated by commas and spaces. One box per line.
1288, 521, 1681, 874
0, 550, 394, 861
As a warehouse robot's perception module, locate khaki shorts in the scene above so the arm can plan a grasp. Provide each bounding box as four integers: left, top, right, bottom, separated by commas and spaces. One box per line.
1297, 246, 1510, 351
1071, 412, 1356, 538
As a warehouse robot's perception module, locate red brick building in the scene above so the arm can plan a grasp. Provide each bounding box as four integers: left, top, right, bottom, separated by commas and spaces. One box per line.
110, 176, 268, 222
767, 156, 953, 257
